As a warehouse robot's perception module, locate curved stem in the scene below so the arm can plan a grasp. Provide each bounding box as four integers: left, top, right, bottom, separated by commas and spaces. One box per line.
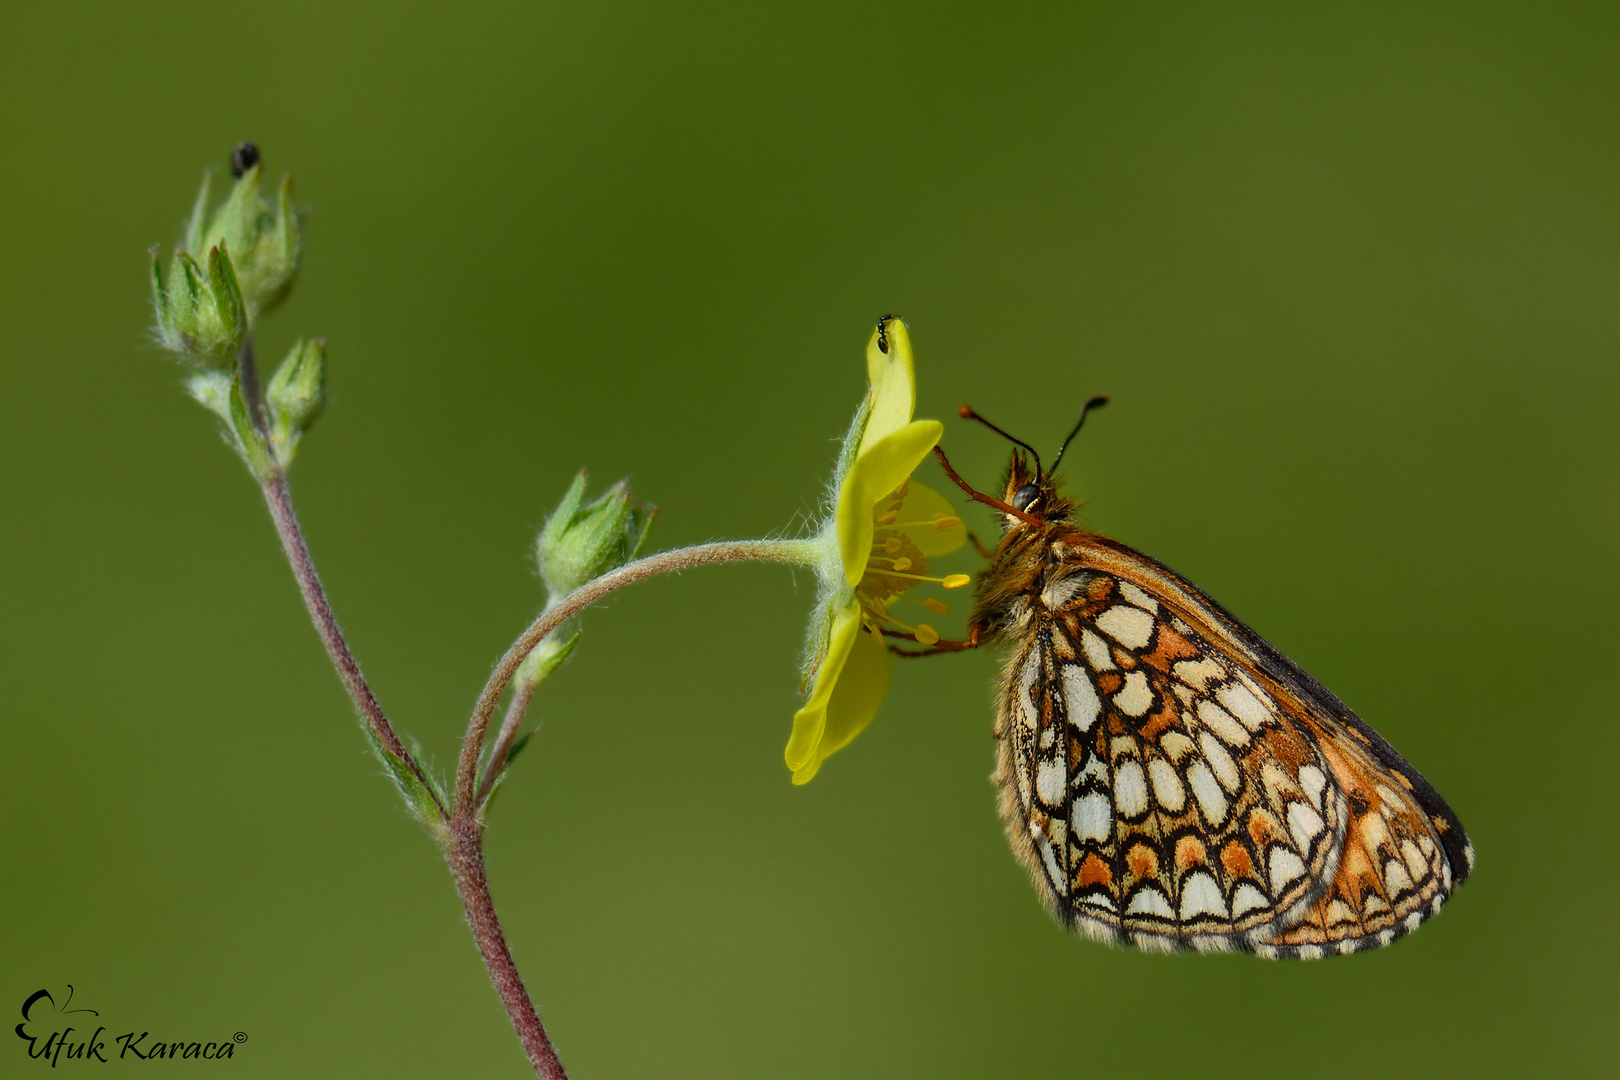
476, 675, 539, 805
260, 467, 440, 810
455, 538, 814, 815
446, 536, 814, 1076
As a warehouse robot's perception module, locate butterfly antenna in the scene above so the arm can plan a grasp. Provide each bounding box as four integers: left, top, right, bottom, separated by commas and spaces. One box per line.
932, 446, 1042, 527
958, 405, 1042, 477
1048, 395, 1109, 475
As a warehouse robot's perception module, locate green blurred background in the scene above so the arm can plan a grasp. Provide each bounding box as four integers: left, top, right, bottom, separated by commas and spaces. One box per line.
2, 3, 1616, 1076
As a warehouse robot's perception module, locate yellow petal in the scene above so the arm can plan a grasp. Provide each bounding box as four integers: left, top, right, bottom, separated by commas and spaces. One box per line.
785, 603, 860, 774
885, 480, 968, 558
787, 609, 893, 784
836, 419, 944, 586
859, 319, 916, 455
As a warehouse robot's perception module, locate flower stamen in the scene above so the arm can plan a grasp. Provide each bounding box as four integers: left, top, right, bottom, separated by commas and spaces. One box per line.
885, 519, 957, 530
869, 569, 957, 586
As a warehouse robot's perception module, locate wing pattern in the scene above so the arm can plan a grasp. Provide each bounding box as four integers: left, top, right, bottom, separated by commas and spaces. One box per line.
992, 542, 1471, 958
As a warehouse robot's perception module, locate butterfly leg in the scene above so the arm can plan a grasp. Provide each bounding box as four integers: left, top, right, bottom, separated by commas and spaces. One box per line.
884, 626, 980, 658
967, 531, 995, 560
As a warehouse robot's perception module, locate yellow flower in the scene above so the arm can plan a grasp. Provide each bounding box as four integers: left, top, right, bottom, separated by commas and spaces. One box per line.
784, 317, 969, 784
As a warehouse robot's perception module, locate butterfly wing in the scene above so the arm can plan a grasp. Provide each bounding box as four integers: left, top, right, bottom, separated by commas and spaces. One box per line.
993, 532, 1471, 957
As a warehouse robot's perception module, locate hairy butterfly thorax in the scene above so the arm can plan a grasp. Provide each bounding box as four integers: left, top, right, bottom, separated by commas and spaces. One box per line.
929, 399, 1472, 959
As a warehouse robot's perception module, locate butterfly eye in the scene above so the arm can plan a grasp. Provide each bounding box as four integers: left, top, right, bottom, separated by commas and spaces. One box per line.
1012, 484, 1040, 512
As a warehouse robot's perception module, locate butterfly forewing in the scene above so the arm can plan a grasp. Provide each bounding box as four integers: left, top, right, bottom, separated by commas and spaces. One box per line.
985, 527, 1470, 958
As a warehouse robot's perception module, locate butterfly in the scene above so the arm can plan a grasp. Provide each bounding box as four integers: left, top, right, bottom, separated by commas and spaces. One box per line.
923, 399, 1472, 958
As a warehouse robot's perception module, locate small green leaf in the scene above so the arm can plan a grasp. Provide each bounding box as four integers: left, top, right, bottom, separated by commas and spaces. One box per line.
503, 731, 534, 768
207, 242, 247, 344
149, 249, 169, 324
183, 170, 211, 254
366, 729, 450, 846
211, 163, 261, 258
227, 375, 274, 479
179, 251, 205, 302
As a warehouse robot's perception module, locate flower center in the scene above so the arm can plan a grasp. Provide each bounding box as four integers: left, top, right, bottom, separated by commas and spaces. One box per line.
855, 481, 970, 646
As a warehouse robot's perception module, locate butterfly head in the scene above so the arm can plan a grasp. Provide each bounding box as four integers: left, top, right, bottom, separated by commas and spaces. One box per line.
951, 396, 1108, 530
999, 450, 1072, 526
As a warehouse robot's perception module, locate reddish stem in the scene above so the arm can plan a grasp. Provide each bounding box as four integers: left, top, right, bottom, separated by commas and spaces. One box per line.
449, 821, 567, 1080
260, 469, 439, 806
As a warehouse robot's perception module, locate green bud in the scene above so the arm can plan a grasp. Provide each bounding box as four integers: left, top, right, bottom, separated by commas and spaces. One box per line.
151, 156, 302, 366
151, 242, 248, 369
266, 339, 326, 466
192, 163, 301, 317
536, 471, 656, 605
514, 628, 582, 692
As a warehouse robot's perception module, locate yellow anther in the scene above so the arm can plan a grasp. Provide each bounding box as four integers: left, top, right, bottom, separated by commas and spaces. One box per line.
883, 536, 903, 554
924, 598, 949, 614
869, 621, 886, 647
894, 478, 910, 499
914, 624, 940, 645
874, 510, 899, 526
933, 516, 962, 531
942, 574, 971, 589
892, 557, 912, 572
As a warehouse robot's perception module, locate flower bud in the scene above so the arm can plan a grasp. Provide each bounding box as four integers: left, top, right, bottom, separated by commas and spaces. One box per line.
185, 153, 301, 317
150, 241, 248, 369
151, 150, 302, 367
536, 471, 656, 605
514, 628, 582, 693
266, 338, 326, 466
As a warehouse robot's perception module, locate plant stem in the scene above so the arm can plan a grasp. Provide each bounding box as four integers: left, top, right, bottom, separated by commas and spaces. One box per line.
264, 466, 810, 1079
455, 538, 814, 813
259, 467, 441, 809
238, 335, 270, 436
476, 674, 539, 805
443, 536, 813, 1077
449, 820, 566, 1080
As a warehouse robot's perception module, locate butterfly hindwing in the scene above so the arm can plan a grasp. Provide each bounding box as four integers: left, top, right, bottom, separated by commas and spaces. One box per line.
996, 567, 1347, 951
991, 533, 1468, 957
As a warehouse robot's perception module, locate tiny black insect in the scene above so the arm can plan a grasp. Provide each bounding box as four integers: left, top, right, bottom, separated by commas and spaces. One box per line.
875, 314, 897, 355
230, 142, 260, 179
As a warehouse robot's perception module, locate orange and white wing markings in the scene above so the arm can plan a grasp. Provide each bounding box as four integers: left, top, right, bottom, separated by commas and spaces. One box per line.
993, 535, 1472, 958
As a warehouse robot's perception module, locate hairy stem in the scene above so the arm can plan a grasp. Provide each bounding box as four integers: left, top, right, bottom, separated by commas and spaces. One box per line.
476, 674, 539, 805
449, 820, 566, 1080
444, 536, 813, 1076
455, 538, 814, 814
238, 335, 270, 437
260, 468, 441, 809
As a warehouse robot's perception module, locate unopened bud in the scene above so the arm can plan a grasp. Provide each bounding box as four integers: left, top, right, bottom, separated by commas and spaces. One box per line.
536, 471, 656, 605
153, 145, 302, 363
266, 339, 326, 466
191, 149, 301, 316
150, 241, 248, 369
514, 629, 582, 693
